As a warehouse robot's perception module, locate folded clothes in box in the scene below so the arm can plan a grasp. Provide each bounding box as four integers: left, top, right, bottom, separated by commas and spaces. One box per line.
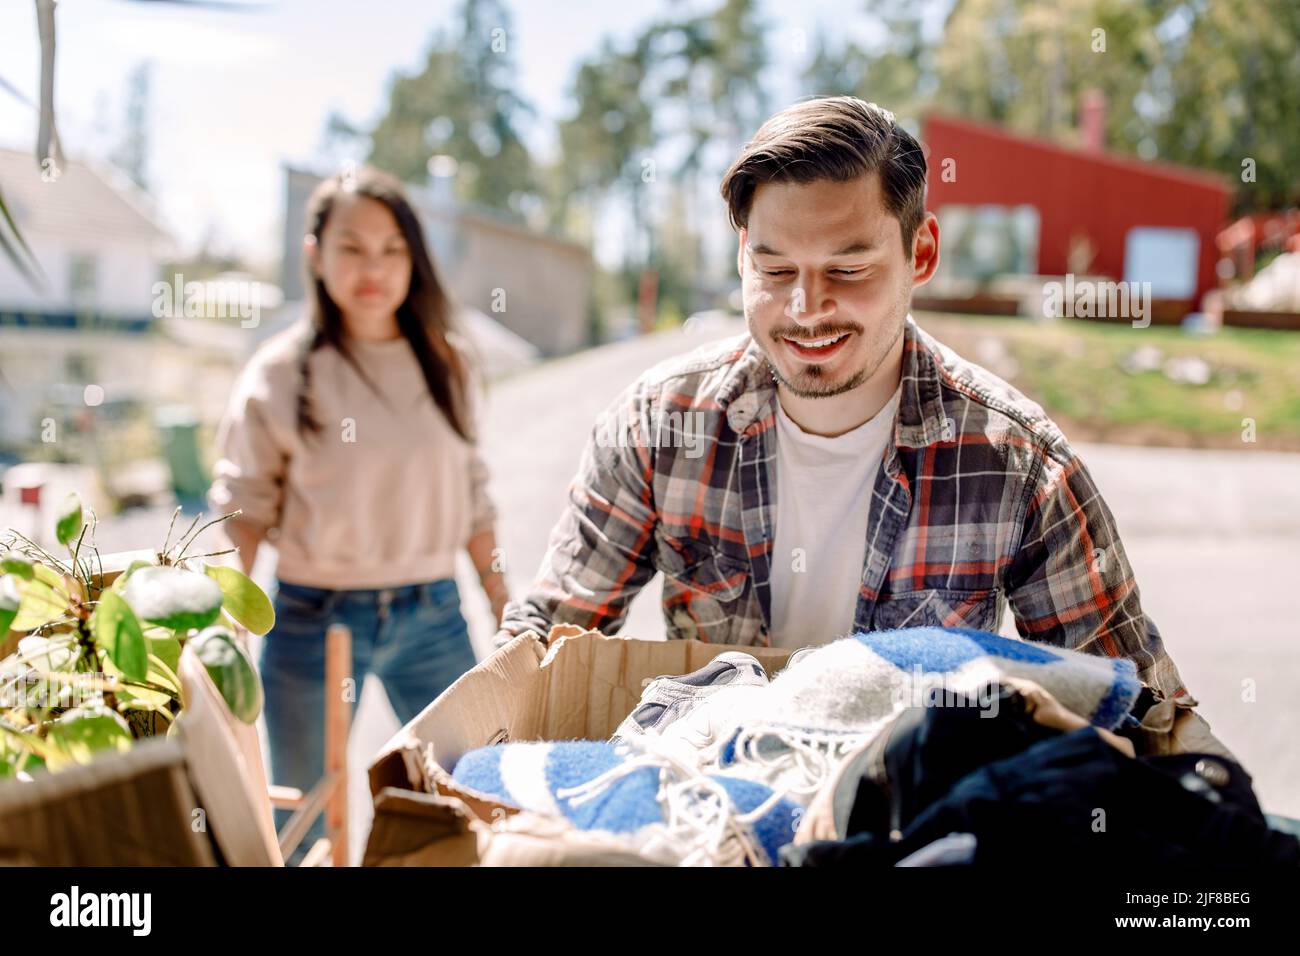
364, 624, 1264, 866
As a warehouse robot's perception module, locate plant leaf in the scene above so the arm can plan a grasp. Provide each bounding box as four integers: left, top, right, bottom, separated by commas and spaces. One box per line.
0, 574, 21, 635
1, 722, 51, 772
146, 653, 181, 697
148, 633, 181, 677
55, 492, 84, 547
11, 575, 68, 632
0, 552, 35, 580
32, 562, 68, 593
115, 682, 172, 713
109, 559, 155, 593
122, 565, 222, 631
90, 590, 148, 682
43, 705, 134, 769
190, 626, 263, 723
0, 187, 46, 289
15, 635, 77, 673
204, 564, 275, 635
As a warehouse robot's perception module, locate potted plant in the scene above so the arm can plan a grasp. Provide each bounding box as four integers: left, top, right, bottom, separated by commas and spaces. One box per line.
1, 493, 272, 780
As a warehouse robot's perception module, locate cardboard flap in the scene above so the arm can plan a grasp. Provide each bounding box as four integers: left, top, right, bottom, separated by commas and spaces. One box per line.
363, 787, 480, 867
368, 631, 546, 799
177, 645, 283, 866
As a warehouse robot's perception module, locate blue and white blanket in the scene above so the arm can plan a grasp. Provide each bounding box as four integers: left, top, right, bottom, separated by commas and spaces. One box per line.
701, 626, 1142, 806
451, 739, 801, 866
809, 626, 1141, 732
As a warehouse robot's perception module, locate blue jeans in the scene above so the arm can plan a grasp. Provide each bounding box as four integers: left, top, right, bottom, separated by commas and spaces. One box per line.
260, 576, 477, 864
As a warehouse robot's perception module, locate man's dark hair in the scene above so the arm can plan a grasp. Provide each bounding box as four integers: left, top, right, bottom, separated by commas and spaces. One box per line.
720, 96, 928, 260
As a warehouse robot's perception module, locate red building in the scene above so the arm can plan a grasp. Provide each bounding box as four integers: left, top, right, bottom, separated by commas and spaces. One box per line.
921, 108, 1232, 312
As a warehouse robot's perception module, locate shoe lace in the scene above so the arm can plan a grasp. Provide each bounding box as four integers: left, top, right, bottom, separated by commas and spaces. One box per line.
553, 738, 774, 866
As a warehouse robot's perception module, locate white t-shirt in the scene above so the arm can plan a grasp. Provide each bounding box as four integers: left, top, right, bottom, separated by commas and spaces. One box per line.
768, 385, 902, 649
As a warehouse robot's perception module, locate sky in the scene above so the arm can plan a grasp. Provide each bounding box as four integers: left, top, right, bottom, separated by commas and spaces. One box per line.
0, 0, 919, 268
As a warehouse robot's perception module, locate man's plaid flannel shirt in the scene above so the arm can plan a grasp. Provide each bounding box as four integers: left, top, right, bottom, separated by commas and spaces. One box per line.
501, 315, 1194, 704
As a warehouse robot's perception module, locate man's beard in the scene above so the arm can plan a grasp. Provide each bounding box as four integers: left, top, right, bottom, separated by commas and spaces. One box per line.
765, 319, 905, 399
769, 356, 868, 398
760, 283, 911, 399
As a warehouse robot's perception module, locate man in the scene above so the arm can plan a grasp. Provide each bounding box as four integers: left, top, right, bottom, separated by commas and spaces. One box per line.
496, 95, 1193, 707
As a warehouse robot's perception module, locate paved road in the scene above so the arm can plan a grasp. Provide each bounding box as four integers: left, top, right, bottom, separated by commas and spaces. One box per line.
24, 317, 1298, 861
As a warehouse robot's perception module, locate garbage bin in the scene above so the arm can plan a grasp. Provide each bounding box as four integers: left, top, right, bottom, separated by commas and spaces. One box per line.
155, 405, 209, 512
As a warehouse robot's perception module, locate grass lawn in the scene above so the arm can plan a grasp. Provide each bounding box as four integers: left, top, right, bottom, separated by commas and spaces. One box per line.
915, 312, 1300, 451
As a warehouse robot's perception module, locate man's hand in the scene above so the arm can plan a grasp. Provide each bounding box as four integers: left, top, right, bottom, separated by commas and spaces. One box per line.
490, 626, 548, 656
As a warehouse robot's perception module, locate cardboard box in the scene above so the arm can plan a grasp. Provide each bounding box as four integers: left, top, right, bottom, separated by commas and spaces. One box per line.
365, 624, 1300, 866
365, 624, 795, 866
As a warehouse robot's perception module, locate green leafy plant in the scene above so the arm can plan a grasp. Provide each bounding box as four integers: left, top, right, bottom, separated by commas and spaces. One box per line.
0, 495, 272, 779
0, 188, 46, 289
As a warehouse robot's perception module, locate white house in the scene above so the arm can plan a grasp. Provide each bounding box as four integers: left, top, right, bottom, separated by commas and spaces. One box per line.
0, 146, 170, 320
0, 148, 184, 458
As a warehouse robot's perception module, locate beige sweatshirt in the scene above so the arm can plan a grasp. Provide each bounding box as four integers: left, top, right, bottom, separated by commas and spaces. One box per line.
206, 319, 497, 589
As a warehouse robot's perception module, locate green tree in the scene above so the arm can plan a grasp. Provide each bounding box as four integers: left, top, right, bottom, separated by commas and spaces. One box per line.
933, 0, 1159, 144
1149, 0, 1300, 211
927, 0, 1298, 210
553, 0, 771, 320
552, 39, 654, 244
111, 62, 153, 193
801, 30, 872, 99
366, 0, 538, 217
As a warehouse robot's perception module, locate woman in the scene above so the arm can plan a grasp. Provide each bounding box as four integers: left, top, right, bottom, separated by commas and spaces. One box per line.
206, 165, 509, 863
